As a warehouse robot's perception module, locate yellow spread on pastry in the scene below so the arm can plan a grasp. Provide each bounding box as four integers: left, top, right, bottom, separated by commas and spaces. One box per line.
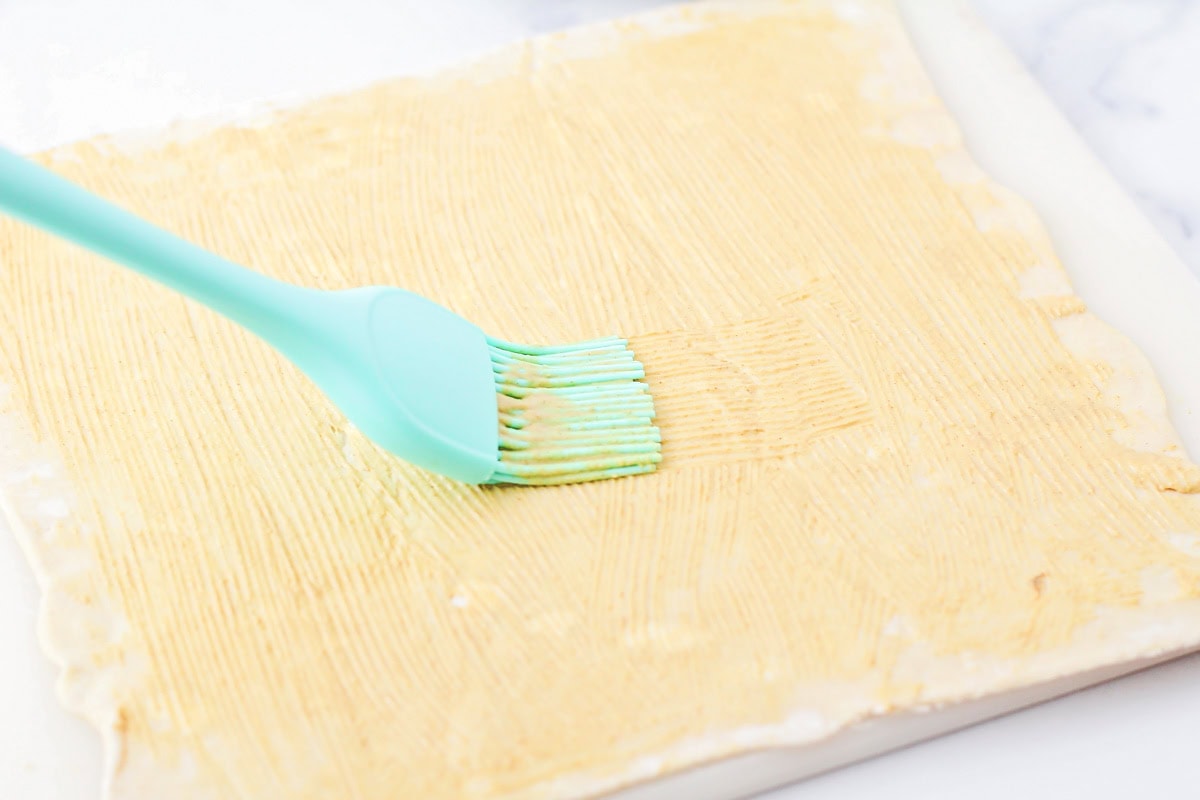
3, 2, 1200, 797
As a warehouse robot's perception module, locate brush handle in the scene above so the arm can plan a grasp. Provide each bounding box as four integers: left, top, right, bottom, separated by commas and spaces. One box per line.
0, 146, 322, 342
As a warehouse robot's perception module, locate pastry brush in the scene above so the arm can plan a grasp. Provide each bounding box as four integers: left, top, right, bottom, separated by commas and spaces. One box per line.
0, 148, 661, 485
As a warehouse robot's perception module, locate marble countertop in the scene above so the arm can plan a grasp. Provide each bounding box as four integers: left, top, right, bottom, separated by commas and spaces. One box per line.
2, 1, 1199, 798
2, 0, 1197, 283
973, 0, 1199, 279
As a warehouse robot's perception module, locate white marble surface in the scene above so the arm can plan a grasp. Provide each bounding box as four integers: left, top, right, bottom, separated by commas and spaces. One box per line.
971, 0, 1200, 278
1, 1, 1199, 798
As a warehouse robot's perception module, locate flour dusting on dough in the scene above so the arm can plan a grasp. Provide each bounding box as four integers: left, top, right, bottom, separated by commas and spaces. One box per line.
4, 2, 1200, 799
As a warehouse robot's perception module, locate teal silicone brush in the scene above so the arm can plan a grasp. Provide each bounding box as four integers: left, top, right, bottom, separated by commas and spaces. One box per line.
0, 148, 661, 485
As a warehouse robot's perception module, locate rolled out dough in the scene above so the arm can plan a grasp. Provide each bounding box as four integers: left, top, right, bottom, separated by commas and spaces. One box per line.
4, 1, 1200, 798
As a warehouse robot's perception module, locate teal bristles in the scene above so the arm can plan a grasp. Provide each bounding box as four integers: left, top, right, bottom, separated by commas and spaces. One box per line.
0, 147, 661, 487
487, 336, 663, 486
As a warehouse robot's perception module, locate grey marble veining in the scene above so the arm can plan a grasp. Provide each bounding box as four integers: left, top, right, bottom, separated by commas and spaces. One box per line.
970, 0, 1200, 276
512, 0, 1200, 277
0, 3, 1198, 799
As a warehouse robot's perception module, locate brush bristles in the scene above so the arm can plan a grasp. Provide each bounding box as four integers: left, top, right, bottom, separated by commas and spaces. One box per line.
487, 336, 662, 486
